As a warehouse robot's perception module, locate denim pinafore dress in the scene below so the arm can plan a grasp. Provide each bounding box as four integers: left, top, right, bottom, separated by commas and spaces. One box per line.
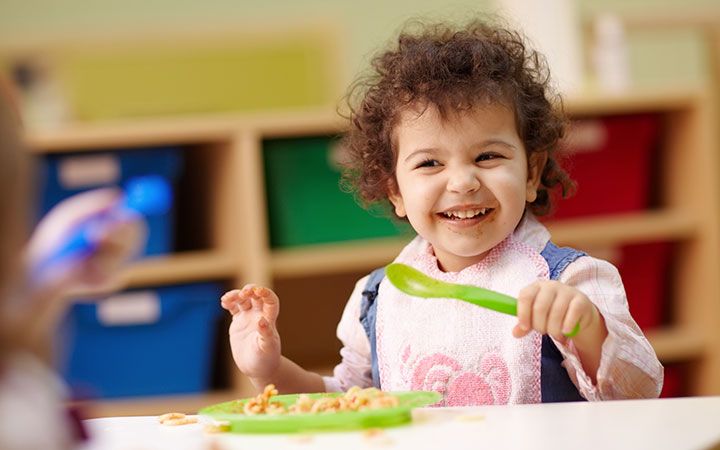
359, 241, 587, 403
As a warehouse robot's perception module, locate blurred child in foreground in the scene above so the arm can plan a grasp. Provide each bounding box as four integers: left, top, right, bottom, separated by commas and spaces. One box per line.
0, 76, 145, 450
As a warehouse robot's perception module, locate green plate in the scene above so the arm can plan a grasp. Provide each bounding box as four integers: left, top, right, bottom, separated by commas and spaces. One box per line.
199, 391, 441, 434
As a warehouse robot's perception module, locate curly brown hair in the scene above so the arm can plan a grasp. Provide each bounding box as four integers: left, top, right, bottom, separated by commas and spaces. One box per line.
341, 18, 575, 217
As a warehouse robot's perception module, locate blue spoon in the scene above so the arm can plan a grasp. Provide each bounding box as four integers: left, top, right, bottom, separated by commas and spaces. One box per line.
32, 175, 172, 281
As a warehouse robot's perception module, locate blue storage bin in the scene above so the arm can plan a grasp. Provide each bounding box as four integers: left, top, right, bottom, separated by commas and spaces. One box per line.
38, 147, 182, 256
60, 282, 223, 399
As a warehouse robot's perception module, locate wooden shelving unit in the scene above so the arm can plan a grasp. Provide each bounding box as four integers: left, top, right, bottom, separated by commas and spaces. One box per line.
26, 86, 720, 416
121, 252, 239, 288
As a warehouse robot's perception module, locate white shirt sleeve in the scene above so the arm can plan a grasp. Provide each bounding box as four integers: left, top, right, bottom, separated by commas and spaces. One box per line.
322, 275, 374, 392
550, 255, 664, 400
0, 353, 73, 450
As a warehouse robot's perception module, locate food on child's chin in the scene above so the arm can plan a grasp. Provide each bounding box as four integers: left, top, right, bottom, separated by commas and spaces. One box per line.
233, 384, 400, 415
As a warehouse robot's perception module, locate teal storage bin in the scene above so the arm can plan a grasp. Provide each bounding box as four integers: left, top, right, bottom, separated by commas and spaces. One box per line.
263, 136, 411, 248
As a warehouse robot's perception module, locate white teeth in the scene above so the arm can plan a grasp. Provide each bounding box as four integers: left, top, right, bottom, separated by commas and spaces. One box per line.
443, 208, 489, 219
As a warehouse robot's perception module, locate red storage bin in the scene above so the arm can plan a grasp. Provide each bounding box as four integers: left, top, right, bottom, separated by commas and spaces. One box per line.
550, 114, 660, 219
660, 365, 686, 398
615, 241, 673, 330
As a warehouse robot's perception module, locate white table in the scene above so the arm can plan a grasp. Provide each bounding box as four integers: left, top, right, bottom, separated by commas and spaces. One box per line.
80, 396, 720, 450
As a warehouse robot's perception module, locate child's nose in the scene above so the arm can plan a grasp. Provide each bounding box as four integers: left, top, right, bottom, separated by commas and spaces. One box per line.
446, 168, 481, 193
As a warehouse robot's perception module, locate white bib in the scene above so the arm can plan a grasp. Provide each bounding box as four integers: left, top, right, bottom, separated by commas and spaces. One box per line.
376, 235, 548, 405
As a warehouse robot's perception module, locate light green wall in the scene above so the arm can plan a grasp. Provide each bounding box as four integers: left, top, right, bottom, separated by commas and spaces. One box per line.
0, 0, 714, 116
578, 0, 715, 87
0, 1, 494, 85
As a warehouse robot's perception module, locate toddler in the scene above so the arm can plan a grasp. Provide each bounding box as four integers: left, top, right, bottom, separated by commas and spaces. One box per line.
221, 18, 663, 404
0, 76, 145, 449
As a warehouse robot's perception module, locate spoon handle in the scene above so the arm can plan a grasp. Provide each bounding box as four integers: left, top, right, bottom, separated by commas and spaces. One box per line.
448, 284, 580, 338
384, 263, 580, 338
448, 284, 517, 316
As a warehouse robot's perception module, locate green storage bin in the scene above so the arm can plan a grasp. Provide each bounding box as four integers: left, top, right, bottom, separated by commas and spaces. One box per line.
264, 136, 411, 248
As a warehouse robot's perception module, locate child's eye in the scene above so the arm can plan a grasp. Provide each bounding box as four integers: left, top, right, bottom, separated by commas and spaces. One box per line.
416, 158, 440, 168
476, 153, 500, 162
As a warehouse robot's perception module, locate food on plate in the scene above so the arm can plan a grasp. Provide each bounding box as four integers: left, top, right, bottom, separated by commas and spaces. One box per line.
231, 384, 400, 416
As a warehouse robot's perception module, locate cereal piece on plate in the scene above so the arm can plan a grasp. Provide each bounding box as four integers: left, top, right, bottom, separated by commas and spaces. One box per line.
158, 412, 185, 423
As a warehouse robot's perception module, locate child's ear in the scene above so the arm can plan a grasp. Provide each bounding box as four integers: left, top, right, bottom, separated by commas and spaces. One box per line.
526, 151, 548, 203
387, 178, 407, 218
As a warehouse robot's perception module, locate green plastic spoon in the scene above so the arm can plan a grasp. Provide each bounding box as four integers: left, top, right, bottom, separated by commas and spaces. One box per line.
385, 263, 580, 338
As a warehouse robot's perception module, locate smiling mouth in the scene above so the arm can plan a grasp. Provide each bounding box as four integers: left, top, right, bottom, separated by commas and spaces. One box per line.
438, 208, 493, 220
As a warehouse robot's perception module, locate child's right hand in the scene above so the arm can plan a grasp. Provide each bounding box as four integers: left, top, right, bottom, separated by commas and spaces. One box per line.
25, 188, 146, 296
221, 285, 282, 382
12, 188, 146, 360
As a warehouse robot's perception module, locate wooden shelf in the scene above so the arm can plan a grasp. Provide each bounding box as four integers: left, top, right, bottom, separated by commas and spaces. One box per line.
25, 87, 702, 153
121, 251, 238, 287
546, 210, 698, 248
565, 87, 701, 116
271, 236, 409, 278
26, 86, 720, 406
24, 87, 701, 152
646, 327, 706, 363
245, 110, 345, 138
25, 119, 236, 152
270, 210, 696, 278
24, 108, 342, 152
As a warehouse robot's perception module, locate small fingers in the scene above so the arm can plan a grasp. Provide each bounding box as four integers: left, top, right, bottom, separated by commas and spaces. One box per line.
530, 284, 557, 335
221, 285, 280, 320
220, 289, 240, 304
220, 287, 252, 315
563, 295, 592, 336
546, 291, 574, 340
515, 281, 576, 339
514, 282, 540, 338
220, 291, 236, 313
247, 286, 280, 320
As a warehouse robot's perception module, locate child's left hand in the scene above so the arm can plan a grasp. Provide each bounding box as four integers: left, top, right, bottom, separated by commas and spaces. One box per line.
512, 280, 603, 344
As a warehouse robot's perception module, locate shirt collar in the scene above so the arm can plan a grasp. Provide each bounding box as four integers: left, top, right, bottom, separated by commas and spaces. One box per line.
512, 212, 551, 253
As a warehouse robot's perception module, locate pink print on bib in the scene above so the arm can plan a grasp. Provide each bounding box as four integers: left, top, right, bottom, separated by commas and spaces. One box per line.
377, 235, 547, 405
401, 346, 511, 406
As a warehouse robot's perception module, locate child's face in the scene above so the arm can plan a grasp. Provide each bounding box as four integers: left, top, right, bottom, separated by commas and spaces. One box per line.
389, 102, 543, 272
